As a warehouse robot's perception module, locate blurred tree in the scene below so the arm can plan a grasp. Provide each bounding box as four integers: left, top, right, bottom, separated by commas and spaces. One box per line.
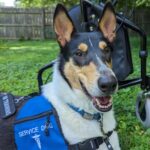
117, 0, 150, 9
136, 0, 150, 7
17, 0, 150, 8
18, 0, 79, 8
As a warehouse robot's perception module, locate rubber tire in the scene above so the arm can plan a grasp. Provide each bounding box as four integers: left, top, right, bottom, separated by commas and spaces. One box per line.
136, 92, 150, 128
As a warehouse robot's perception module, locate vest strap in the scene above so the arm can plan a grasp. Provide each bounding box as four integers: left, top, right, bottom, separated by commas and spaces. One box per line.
69, 131, 113, 150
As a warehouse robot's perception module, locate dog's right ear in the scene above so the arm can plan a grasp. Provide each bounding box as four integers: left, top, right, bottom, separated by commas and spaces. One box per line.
53, 4, 75, 47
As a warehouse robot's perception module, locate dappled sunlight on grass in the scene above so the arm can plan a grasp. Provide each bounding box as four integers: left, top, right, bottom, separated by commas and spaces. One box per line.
0, 40, 59, 95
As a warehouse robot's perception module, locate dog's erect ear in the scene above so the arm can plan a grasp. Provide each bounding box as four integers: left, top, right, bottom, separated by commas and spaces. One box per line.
53, 4, 75, 47
99, 3, 117, 43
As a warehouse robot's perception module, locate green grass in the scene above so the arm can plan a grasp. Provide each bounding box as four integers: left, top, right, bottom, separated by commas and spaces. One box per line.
0, 38, 150, 149
0, 40, 59, 95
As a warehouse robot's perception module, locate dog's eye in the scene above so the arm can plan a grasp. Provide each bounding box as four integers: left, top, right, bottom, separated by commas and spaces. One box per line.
102, 46, 112, 62
104, 47, 111, 53
75, 50, 83, 57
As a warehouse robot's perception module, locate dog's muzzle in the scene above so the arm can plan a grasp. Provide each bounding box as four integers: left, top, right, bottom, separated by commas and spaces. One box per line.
98, 75, 117, 94
91, 75, 118, 112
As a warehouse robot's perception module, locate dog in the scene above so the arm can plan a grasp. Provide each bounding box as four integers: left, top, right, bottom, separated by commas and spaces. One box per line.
43, 2, 120, 150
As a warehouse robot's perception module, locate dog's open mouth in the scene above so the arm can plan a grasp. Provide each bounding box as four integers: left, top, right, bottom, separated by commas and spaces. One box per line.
79, 80, 112, 112
92, 96, 112, 112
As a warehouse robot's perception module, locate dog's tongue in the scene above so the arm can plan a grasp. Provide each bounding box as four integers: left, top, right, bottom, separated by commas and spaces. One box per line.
92, 96, 112, 112
94, 96, 110, 105
96, 96, 110, 105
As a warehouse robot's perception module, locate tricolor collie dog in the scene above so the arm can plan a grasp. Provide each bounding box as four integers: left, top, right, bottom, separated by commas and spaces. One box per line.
43, 2, 120, 150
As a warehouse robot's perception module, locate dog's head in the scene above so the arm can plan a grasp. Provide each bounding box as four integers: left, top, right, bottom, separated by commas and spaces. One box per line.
53, 3, 118, 113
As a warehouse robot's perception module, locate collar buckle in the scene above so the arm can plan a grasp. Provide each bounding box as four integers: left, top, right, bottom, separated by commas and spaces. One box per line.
83, 112, 94, 120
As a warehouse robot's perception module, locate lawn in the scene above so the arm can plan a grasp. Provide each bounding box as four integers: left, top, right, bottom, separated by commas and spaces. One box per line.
0, 37, 150, 150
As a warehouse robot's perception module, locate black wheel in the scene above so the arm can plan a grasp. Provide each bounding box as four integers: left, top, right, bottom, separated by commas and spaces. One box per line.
136, 91, 150, 128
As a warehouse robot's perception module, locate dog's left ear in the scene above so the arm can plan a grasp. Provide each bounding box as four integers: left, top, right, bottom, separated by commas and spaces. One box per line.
99, 2, 117, 43
53, 4, 75, 47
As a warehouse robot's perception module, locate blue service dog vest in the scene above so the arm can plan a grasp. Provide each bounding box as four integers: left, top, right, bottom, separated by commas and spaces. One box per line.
14, 95, 68, 150
14, 95, 113, 150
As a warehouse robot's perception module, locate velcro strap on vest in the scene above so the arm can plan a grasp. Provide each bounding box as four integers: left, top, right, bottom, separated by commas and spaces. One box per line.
69, 131, 113, 150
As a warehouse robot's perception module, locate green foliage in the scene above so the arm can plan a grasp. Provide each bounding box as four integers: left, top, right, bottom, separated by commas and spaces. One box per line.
19, 0, 79, 8
0, 37, 150, 149
116, 0, 150, 10
17, 0, 150, 9
136, 0, 150, 7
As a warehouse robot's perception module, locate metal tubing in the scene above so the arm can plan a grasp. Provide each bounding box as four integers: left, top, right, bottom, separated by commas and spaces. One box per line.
119, 78, 142, 89
116, 15, 147, 89
37, 60, 56, 93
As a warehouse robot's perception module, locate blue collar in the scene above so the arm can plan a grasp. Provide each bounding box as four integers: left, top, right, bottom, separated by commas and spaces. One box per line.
68, 104, 101, 121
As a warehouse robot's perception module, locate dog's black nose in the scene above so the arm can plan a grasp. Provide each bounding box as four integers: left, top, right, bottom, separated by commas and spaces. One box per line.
98, 76, 117, 93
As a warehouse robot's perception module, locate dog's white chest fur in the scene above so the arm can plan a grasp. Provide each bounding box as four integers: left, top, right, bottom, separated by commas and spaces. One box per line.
42, 64, 120, 149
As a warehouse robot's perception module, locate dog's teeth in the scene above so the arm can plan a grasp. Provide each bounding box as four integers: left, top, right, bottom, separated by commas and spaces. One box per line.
98, 103, 101, 107
108, 103, 111, 107
93, 96, 112, 111
95, 98, 99, 105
